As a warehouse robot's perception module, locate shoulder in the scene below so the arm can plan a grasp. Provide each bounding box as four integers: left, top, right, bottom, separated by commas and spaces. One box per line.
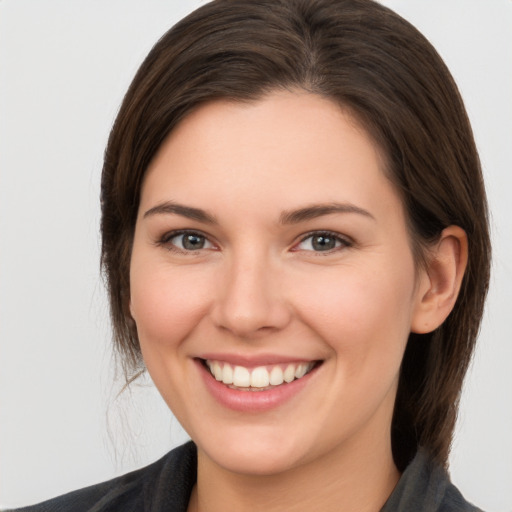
381, 448, 483, 512
5, 442, 197, 512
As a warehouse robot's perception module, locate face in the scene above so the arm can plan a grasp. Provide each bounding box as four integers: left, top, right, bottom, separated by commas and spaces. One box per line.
130, 91, 428, 476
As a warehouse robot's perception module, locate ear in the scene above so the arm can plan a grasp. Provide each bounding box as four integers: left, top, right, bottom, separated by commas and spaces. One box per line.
129, 298, 136, 321
411, 226, 468, 334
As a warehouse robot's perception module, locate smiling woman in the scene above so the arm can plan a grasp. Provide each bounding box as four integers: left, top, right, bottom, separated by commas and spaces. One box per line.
129, 91, 471, 492
3, 0, 499, 511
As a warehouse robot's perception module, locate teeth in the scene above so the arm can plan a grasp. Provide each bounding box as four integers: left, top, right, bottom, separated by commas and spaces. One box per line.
251, 366, 270, 388
284, 364, 295, 383
213, 361, 223, 381
269, 366, 284, 386
222, 363, 233, 384
233, 365, 251, 387
295, 363, 307, 379
206, 360, 315, 388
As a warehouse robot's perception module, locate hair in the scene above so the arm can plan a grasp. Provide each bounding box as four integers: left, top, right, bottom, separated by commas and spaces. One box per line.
100, 0, 490, 471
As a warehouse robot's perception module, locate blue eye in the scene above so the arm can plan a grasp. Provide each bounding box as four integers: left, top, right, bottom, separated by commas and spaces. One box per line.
166, 231, 214, 251
296, 232, 349, 252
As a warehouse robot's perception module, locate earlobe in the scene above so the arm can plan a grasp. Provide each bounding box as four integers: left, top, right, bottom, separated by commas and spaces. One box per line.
411, 226, 468, 334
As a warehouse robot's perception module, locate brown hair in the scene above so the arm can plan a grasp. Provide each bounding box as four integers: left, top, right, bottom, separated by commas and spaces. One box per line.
100, 0, 490, 470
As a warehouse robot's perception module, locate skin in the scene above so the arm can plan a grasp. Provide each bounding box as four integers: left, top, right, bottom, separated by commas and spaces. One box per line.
129, 91, 467, 512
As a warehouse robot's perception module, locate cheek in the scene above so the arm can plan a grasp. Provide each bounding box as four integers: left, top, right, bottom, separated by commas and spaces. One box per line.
130, 263, 214, 349
291, 261, 416, 363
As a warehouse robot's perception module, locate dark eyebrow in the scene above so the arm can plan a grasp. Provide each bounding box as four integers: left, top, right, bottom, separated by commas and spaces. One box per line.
143, 201, 217, 224
279, 202, 375, 224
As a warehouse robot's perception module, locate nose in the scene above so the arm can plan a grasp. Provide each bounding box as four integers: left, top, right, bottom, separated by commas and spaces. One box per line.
211, 250, 291, 339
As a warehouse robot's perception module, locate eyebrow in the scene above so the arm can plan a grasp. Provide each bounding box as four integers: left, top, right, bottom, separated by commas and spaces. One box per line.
143, 200, 374, 225
143, 201, 218, 224
279, 202, 375, 224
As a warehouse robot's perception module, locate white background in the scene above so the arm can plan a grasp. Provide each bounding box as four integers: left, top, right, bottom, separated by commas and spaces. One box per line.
0, 1, 511, 510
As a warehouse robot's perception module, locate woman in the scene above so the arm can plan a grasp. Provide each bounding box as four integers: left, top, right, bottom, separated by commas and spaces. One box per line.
10, 0, 490, 510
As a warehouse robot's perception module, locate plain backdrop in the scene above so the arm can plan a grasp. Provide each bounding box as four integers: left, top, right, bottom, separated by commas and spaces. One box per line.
1, 1, 511, 510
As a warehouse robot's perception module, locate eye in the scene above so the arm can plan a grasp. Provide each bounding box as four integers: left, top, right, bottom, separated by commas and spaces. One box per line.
295, 231, 351, 252
163, 231, 214, 252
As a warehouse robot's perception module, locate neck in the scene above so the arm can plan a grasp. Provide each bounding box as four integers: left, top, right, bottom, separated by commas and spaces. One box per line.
188, 436, 399, 512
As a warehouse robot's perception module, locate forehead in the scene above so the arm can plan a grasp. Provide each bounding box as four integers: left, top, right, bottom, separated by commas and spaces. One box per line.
141, 91, 397, 213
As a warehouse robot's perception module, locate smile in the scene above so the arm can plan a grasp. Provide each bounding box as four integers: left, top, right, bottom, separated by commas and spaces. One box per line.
205, 360, 316, 391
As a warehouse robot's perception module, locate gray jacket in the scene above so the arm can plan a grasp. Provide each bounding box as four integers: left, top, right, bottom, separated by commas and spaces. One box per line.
7, 442, 483, 511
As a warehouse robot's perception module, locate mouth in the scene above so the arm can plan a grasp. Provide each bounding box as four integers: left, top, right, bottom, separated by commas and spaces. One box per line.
201, 359, 319, 391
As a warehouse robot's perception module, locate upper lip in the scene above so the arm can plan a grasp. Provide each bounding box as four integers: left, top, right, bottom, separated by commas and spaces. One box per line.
197, 353, 319, 367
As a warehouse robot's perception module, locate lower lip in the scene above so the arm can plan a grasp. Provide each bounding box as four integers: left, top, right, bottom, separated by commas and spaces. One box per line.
196, 360, 319, 413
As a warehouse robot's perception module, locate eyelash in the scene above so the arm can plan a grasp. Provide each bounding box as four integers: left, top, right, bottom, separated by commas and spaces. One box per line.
293, 231, 353, 254
156, 229, 352, 254
157, 230, 215, 254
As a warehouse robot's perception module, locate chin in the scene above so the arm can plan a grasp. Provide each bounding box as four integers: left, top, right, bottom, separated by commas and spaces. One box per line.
205, 442, 306, 476
187, 424, 283, 473
193, 421, 327, 477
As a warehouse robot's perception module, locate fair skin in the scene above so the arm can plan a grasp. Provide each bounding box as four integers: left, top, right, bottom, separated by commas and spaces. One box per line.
129, 91, 467, 512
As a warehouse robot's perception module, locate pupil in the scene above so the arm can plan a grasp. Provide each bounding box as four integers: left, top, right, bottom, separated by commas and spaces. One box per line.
183, 234, 204, 250
312, 235, 335, 251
